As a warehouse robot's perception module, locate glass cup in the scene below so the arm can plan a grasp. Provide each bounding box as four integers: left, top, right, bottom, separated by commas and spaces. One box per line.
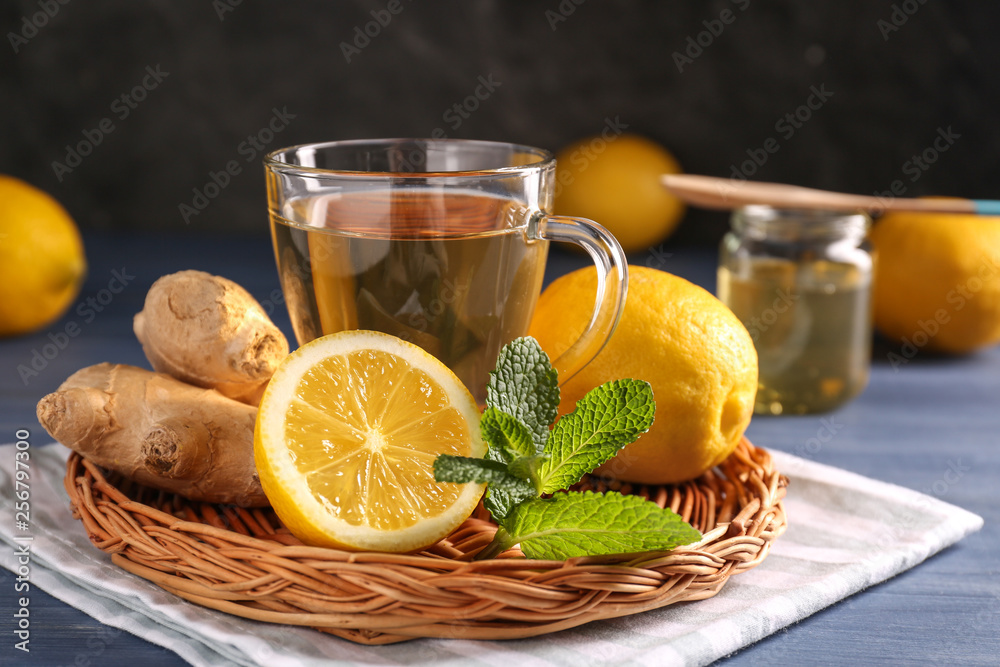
264, 138, 627, 404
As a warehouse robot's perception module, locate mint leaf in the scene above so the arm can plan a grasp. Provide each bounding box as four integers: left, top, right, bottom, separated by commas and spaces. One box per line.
436, 455, 534, 523
537, 379, 655, 494
483, 485, 535, 523
501, 491, 701, 560
483, 452, 548, 522
508, 454, 547, 484
433, 454, 504, 483
434, 455, 533, 497
486, 337, 559, 452
434, 338, 682, 562
480, 407, 536, 463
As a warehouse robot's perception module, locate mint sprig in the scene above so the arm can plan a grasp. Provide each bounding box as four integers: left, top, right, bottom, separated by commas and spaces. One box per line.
480, 408, 537, 462
536, 379, 656, 495
485, 337, 560, 452
494, 491, 704, 560
433, 455, 535, 504
435, 337, 702, 561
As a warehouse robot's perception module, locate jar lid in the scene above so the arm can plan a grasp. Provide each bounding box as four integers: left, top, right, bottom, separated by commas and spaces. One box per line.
732, 205, 870, 242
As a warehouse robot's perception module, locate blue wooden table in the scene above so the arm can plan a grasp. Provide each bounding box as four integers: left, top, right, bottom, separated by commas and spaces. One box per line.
2, 233, 997, 666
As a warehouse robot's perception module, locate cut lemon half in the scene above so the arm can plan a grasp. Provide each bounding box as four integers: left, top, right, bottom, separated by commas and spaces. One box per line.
254, 330, 486, 553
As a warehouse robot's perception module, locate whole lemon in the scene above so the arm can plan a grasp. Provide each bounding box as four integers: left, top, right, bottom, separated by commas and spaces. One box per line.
554, 134, 685, 254
529, 265, 757, 485
870, 209, 1000, 354
0, 176, 86, 337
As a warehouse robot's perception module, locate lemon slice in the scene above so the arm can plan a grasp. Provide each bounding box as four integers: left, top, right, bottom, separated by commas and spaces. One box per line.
254, 330, 486, 552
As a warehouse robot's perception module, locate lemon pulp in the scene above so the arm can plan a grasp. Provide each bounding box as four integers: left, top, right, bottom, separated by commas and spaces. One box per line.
286, 349, 471, 529
255, 331, 486, 553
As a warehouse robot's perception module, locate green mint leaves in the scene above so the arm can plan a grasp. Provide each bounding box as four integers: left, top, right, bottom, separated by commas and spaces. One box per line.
536, 379, 657, 495
434, 337, 701, 561
432, 455, 535, 505
480, 408, 537, 461
501, 491, 704, 560
485, 337, 560, 452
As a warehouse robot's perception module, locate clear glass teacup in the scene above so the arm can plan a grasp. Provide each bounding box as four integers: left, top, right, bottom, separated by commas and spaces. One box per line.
265, 138, 627, 403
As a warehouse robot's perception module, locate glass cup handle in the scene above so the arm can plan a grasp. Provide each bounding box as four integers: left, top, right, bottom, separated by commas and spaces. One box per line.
531, 213, 628, 384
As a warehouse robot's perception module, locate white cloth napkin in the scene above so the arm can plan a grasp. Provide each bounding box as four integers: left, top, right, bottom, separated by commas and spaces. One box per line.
0, 443, 983, 667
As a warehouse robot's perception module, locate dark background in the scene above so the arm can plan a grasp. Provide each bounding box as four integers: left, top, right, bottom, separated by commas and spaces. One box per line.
2, 0, 998, 248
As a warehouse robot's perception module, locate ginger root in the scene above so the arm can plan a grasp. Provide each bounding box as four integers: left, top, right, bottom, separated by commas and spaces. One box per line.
38, 363, 268, 507
133, 270, 288, 406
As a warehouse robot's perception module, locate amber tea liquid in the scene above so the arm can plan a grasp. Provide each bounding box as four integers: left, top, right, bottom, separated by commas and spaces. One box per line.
718, 258, 872, 415
270, 189, 548, 403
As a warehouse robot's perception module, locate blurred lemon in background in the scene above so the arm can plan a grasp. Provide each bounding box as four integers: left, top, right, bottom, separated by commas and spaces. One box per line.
554, 134, 685, 254
529, 265, 757, 484
870, 208, 1000, 354
0, 176, 86, 337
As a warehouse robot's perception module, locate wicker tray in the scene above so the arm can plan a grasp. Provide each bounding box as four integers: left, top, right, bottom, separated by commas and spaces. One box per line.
63, 437, 787, 645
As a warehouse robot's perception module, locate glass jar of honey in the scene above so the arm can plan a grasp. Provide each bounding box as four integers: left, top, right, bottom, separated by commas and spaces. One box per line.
717, 206, 874, 415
